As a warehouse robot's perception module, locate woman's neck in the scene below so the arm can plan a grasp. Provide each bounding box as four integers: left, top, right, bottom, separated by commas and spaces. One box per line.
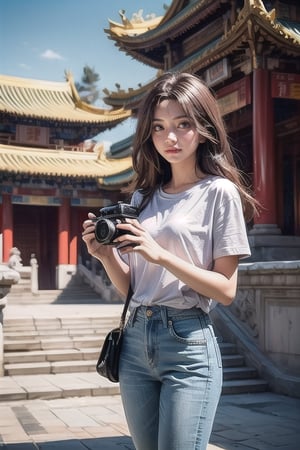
163, 170, 206, 194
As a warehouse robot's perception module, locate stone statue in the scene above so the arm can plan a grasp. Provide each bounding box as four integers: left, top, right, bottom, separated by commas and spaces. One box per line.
8, 247, 23, 270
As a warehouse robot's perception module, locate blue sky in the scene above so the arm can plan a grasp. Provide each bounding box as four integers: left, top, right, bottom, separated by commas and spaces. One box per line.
0, 0, 167, 144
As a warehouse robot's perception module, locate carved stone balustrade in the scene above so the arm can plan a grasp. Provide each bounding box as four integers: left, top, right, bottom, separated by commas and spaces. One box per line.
211, 260, 300, 396
233, 261, 300, 376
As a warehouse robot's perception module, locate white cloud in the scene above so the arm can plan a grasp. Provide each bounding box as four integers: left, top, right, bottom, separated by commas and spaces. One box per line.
40, 49, 64, 60
19, 63, 31, 70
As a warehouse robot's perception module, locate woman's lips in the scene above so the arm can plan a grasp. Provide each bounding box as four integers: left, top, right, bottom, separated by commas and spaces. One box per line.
165, 148, 181, 153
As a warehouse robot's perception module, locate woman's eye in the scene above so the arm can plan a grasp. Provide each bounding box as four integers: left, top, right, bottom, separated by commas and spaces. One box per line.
153, 124, 163, 132
178, 121, 191, 129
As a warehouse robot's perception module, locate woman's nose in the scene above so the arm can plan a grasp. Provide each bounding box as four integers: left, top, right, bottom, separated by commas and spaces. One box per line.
165, 131, 177, 142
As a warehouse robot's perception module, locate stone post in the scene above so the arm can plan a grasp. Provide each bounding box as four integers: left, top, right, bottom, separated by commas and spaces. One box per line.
0, 264, 20, 376
30, 253, 39, 294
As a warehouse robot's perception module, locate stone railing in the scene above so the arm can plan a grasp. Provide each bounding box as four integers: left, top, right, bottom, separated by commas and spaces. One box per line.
0, 264, 20, 376
212, 260, 300, 397
233, 260, 300, 375
77, 263, 123, 303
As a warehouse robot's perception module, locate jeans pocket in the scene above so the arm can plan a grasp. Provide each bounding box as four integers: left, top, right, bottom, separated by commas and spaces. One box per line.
168, 316, 207, 345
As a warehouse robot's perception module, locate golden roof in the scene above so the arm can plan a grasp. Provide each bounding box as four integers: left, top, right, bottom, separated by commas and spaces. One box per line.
0, 143, 133, 184
0, 73, 131, 124
105, 0, 221, 68
104, 0, 300, 106
107, 9, 163, 37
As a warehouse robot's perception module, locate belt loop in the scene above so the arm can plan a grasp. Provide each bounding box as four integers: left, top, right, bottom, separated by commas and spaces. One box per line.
160, 306, 169, 328
127, 307, 138, 327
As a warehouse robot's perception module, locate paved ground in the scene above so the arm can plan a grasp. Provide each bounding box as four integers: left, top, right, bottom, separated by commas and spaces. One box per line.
1, 304, 299, 449
0, 391, 299, 450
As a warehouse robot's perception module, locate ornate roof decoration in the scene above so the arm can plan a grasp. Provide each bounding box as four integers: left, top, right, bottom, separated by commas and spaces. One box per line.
171, 0, 300, 75
103, 74, 162, 110
105, 0, 224, 68
105, 8, 165, 69
104, 0, 300, 109
0, 73, 131, 127
0, 143, 133, 186
107, 8, 163, 36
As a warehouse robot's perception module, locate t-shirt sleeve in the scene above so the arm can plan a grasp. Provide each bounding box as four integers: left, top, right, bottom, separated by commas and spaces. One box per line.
213, 185, 251, 260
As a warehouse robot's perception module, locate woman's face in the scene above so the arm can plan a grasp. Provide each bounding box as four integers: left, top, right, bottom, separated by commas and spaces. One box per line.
151, 99, 205, 168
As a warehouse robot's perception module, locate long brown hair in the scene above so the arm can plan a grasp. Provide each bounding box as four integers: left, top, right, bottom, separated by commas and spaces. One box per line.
127, 72, 258, 221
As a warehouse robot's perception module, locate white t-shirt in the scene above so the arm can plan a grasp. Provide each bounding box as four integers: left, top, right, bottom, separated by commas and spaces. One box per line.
124, 175, 250, 313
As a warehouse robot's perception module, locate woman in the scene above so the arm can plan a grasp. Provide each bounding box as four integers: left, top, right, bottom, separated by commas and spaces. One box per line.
82, 72, 258, 450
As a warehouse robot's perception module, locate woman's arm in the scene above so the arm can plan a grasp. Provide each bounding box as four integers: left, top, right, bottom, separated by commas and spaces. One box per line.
115, 219, 239, 305
157, 251, 239, 305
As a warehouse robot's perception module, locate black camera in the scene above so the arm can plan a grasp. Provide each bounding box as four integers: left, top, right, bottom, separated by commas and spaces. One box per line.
94, 202, 139, 244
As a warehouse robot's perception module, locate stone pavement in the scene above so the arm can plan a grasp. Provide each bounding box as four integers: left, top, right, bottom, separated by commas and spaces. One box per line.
1, 304, 300, 449
0, 391, 299, 450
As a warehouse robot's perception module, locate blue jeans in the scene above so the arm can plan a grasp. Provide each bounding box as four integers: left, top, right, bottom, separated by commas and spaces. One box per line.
119, 305, 222, 450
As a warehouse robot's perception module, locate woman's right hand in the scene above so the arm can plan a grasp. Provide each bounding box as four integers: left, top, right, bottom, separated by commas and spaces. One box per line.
82, 212, 113, 260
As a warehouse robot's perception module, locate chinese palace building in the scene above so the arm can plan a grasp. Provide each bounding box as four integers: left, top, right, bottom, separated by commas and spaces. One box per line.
0, 73, 132, 289
1, 0, 300, 288
102, 0, 300, 390
1, 0, 300, 392
104, 0, 300, 260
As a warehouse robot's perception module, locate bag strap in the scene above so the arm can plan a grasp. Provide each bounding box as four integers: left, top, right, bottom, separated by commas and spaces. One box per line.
119, 284, 133, 330
117, 193, 143, 329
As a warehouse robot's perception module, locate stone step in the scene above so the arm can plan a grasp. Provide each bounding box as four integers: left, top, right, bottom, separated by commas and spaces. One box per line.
4, 328, 110, 340
4, 336, 104, 352
4, 317, 118, 328
222, 379, 269, 395
4, 354, 250, 377
3, 344, 239, 367
0, 372, 268, 402
222, 366, 258, 380
4, 359, 97, 376
4, 348, 100, 364
2, 309, 268, 396
221, 354, 244, 367
4, 333, 238, 354
7, 286, 105, 304
4, 347, 245, 368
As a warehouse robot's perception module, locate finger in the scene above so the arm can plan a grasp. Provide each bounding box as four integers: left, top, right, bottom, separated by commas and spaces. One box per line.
83, 218, 96, 228
114, 232, 140, 246
117, 242, 137, 250
83, 220, 91, 227
125, 218, 142, 228
82, 224, 95, 237
117, 221, 143, 234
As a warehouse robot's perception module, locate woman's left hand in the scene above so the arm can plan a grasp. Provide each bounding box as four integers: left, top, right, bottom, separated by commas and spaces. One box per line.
114, 219, 165, 264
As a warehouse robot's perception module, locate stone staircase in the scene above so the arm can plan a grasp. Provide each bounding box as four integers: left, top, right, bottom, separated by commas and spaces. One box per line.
3, 316, 117, 376
6, 280, 103, 304
2, 313, 269, 400
1, 274, 269, 400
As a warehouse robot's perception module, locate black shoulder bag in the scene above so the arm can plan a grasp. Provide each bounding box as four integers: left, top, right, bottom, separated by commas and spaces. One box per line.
96, 285, 133, 382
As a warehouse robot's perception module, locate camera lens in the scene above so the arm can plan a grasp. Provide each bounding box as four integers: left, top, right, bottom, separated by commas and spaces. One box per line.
95, 218, 116, 244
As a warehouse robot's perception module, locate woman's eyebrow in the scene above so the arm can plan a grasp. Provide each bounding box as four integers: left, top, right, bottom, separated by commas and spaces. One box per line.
153, 114, 189, 121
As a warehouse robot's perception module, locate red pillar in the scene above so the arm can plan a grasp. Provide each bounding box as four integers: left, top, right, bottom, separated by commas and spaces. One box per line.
69, 208, 78, 265
2, 195, 13, 262
252, 68, 278, 231
58, 198, 70, 265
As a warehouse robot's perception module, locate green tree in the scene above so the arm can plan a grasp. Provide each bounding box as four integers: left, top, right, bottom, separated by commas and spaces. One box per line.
75, 65, 100, 104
